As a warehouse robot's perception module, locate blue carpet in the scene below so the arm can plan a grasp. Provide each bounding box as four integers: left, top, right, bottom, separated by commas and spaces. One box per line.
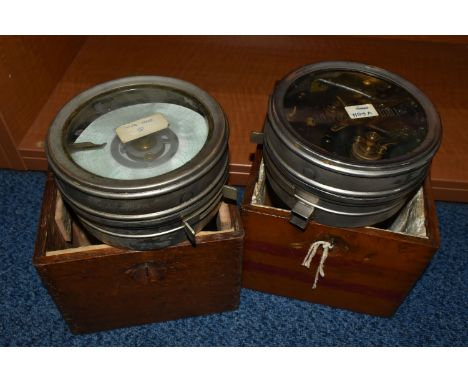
0, 168, 466, 346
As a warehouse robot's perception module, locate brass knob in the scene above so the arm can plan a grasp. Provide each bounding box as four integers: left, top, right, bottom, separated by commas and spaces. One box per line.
352, 131, 386, 161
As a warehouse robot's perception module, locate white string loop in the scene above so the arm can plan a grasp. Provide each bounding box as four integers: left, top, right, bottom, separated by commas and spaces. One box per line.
301, 240, 334, 289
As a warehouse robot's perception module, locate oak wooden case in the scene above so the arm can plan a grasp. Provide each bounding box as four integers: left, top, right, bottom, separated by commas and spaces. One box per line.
241, 146, 440, 317
34, 173, 244, 334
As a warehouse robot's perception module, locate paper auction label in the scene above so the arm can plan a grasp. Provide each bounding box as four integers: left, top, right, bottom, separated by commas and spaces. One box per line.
116, 113, 169, 143
345, 104, 379, 119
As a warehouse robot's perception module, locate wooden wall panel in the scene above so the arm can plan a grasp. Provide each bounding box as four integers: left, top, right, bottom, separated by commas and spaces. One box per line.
8, 36, 468, 200
0, 111, 24, 169
0, 36, 85, 148
0, 141, 12, 168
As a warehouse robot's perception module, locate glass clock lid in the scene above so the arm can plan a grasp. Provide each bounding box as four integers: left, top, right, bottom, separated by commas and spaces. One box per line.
282, 69, 428, 163
65, 86, 209, 180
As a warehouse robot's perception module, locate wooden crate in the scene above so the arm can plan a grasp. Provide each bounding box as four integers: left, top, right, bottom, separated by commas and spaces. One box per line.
241, 147, 440, 316
34, 173, 244, 334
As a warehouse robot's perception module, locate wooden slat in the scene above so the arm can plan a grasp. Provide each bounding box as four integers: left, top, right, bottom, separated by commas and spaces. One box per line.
0, 140, 12, 169
0, 112, 24, 169
21, 156, 48, 170
46, 244, 111, 257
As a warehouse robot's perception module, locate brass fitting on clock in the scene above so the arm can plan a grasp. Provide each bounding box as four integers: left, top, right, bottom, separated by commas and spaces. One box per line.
352, 131, 388, 161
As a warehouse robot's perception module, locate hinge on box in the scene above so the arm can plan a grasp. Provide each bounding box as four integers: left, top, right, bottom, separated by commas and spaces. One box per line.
250, 131, 264, 145
290, 195, 318, 230
222, 185, 238, 201
183, 220, 196, 247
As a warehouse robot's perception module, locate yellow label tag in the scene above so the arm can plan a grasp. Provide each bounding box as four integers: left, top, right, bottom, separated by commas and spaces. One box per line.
115, 113, 169, 143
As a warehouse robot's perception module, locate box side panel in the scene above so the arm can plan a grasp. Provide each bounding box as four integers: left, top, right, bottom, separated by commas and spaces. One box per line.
241, 209, 436, 316
34, 173, 72, 263
35, 237, 242, 334
422, 174, 441, 248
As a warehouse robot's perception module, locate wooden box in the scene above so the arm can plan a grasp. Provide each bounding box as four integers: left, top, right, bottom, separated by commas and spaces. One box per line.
241, 147, 440, 316
34, 173, 244, 334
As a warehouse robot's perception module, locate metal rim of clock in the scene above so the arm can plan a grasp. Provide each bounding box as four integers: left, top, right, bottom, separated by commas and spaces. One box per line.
45, 76, 230, 249
55, 158, 228, 226
263, 61, 442, 228
269, 61, 442, 178
46, 76, 228, 198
